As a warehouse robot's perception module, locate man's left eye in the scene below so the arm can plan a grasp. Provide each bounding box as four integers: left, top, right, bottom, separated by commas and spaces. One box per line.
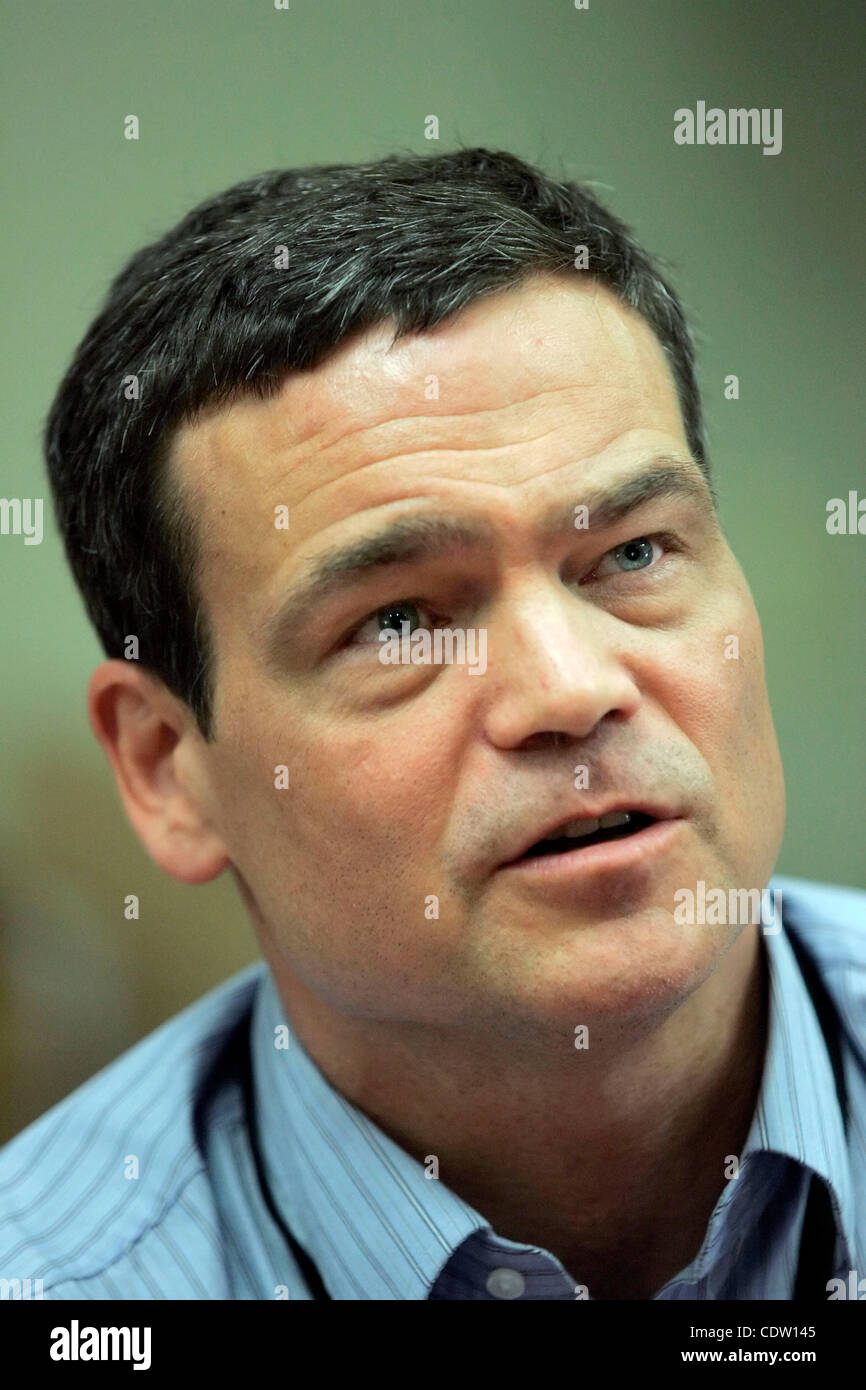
592, 536, 664, 579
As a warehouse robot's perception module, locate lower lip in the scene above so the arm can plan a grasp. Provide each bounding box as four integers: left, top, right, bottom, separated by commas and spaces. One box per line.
499, 817, 683, 883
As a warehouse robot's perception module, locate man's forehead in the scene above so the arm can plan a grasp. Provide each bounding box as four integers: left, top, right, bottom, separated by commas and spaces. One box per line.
171, 273, 677, 523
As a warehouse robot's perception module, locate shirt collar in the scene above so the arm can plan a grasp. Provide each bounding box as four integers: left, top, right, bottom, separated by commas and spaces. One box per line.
250, 886, 856, 1297
738, 887, 856, 1264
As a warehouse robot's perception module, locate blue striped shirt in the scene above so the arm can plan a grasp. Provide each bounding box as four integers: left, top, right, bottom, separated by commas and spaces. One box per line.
0, 875, 864, 1300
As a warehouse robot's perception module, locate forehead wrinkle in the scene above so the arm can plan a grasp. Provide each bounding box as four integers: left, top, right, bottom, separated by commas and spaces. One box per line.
255, 414, 599, 544
230, 380, 608, 503
306, 381, 602, 452
263, 393, 672, 531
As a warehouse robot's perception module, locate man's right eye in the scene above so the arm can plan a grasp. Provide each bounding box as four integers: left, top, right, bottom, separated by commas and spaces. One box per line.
346, 599, 435, 646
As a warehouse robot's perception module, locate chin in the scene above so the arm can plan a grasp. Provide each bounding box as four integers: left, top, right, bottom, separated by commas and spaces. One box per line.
519, 908, 733, 1030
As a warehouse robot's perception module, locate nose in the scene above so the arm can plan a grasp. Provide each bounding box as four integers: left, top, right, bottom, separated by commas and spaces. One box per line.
481, 577, 642, 749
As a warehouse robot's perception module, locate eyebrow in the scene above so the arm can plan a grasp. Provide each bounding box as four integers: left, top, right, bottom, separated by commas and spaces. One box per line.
262, 454, 715, 659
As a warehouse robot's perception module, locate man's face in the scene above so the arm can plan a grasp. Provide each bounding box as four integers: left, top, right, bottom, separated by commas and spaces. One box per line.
173, 273, 785, 1035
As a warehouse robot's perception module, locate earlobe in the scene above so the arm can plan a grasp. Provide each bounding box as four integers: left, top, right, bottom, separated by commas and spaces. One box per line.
87, 659, 230, 885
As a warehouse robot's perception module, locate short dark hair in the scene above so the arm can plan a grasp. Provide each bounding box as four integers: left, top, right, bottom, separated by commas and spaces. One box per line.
44, 146, 709, 739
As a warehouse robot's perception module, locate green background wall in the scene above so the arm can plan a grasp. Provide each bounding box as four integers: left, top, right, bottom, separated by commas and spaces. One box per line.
1, 0, 863, 1138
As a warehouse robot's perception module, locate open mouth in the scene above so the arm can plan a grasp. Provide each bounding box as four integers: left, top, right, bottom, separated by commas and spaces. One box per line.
515, 810, 657, 861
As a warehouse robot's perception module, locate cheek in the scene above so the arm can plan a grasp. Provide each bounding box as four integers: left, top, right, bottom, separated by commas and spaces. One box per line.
215, 691, 476, 1012
652, 578, 771, 743
335, 729, 449, 828
723, 613, 785, 841
705, 598, 779, 769
222, 690, 464, 884
655, 593, 784, 864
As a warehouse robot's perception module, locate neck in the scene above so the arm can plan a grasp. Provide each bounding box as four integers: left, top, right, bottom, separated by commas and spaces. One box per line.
271, 926, 768, 1299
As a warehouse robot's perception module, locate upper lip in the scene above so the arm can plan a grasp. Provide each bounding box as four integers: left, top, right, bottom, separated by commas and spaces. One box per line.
499, 801, 682, 868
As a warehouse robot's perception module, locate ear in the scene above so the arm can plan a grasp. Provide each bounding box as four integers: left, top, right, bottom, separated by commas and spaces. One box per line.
87, 659, 230, 884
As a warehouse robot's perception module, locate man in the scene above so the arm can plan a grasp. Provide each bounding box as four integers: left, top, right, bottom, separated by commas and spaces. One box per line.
1, 148, 863, 1301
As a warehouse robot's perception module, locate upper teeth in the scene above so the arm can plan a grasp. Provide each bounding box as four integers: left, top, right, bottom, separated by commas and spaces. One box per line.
543, 811, 633, 841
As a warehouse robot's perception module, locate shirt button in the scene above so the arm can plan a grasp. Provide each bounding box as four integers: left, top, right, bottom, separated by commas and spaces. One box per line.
486, 1267, 526, 1299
